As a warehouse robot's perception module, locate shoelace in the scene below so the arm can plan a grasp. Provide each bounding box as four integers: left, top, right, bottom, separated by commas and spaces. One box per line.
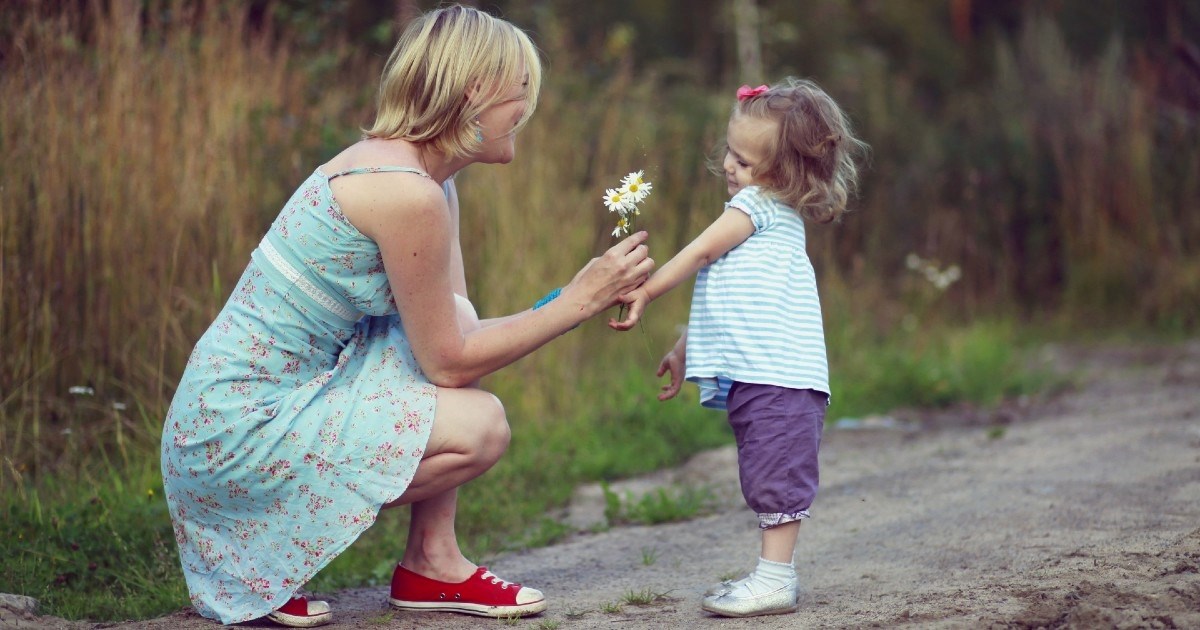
480, 569, 516, 590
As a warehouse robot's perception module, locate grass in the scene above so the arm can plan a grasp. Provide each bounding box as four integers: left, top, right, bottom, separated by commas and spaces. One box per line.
825, 319, 1052, 420
599, 601, 624, 614
620, 588, 673, 606
602, 483, 716, 526
2, 465, 186, 621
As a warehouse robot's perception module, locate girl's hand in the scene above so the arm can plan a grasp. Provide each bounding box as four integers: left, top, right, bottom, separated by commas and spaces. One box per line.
656, 332, 687, 401
562, 231, 653, 320
607, 288, 649, 330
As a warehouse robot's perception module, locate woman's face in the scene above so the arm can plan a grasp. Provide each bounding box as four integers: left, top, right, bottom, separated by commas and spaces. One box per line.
473, 75, 531, 165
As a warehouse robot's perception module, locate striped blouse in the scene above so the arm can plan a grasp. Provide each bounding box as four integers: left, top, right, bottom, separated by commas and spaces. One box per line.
684, 185, 829, 409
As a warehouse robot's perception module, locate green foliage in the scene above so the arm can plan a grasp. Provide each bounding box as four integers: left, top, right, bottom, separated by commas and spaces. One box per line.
600, 601, 625, 614
1, 467, 187, 621
601, 484, 716, 526
620, 588, 672, 606
827, 320, 1050, 419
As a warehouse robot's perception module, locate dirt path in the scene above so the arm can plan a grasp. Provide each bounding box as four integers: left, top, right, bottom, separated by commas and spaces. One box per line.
9, 341, 1200, 629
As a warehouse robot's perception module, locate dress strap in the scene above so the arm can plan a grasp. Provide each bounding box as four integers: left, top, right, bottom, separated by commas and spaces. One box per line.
324, 166, 431, 180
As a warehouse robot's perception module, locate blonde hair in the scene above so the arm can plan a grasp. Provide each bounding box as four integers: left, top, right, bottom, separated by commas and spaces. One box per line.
720, 77, 868, 223
364, 5, 542, 160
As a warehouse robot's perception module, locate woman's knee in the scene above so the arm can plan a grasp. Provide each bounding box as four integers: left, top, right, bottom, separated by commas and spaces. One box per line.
474, 392, 511, 463
428, 387, 511, 466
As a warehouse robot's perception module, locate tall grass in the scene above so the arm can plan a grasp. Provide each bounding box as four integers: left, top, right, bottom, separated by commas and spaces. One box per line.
0, 1, 360, 482
0, 2, 1195, 622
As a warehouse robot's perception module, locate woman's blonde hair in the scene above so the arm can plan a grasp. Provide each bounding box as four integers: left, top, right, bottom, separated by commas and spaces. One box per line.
364, 5, 542, 160
719, 77, 868, 223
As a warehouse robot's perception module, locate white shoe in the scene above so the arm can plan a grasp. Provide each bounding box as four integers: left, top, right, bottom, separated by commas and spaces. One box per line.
701, 578, 799, 617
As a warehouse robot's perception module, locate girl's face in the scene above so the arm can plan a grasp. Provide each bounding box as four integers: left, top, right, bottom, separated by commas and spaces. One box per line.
474, 74, 531, 165
722, 112, 777, 196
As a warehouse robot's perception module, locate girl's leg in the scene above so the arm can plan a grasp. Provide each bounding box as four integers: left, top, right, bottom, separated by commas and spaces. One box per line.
760, 521, 801, 564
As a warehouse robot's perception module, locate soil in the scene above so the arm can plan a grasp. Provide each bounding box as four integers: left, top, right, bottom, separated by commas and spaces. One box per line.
6, 341, 1200, 630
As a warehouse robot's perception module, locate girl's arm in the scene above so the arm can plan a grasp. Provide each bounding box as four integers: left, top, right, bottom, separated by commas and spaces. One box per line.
340, 173, 654, 387
609, 207, 755, 330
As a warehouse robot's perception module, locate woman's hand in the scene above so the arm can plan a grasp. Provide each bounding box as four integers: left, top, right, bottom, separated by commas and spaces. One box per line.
560, 231, 653, 321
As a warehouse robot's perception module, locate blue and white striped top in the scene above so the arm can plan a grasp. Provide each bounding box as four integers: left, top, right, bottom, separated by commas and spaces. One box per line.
685, 186, 829, 409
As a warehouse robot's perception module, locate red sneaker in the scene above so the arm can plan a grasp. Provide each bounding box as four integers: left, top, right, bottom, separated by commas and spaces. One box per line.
388, 564, 547, 618
267, 596, 332, 628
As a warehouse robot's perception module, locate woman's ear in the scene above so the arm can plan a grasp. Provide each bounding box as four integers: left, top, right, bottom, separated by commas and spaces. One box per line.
464, 81, 484, 105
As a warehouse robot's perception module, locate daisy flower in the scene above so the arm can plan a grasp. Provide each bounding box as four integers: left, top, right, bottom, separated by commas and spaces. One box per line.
621, 171, 653, 202
606, 171, 652, 237
612, 216, 629, 237
604, 188, 634, 213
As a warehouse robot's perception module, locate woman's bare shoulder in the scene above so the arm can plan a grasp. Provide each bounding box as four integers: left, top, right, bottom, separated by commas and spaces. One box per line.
324, 141, 448, 240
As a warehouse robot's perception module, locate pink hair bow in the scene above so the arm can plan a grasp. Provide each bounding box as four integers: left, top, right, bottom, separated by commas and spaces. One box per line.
736, 84, 769, 101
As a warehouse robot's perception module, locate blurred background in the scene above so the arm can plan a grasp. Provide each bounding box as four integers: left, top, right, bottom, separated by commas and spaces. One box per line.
2, 0, 1198, 621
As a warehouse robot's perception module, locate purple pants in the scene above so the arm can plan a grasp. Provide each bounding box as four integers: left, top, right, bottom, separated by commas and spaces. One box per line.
726, 382, 827, 529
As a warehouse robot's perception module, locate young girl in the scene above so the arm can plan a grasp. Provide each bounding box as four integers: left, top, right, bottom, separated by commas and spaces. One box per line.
610, 78, 866, 617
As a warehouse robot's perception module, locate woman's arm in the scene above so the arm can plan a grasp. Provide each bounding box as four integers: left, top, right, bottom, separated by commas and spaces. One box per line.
444, 177, 534, 330
444, 178, 470, 298
340, 174, 652, 387
610, 207, 754, 330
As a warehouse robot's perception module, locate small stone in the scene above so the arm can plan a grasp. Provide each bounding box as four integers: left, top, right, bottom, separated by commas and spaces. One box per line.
0, 593, 38, 614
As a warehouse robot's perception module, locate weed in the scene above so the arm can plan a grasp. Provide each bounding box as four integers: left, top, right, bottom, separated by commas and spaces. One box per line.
640, 546, 659, 566
562, 607, 590, 619
367, 611, 394, 624
621, 588, 672, 606
600, 601, 624, 614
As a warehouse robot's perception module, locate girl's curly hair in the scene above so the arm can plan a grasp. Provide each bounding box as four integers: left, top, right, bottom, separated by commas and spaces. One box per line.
717, 77, 869, 223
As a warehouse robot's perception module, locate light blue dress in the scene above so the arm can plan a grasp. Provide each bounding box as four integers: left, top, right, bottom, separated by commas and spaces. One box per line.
161, 166, 440, 624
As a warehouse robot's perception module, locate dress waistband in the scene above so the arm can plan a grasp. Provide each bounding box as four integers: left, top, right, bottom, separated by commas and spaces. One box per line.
256, 237, 364, 323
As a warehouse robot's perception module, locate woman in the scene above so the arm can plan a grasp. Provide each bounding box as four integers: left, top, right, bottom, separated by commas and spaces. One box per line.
160, 5, 652, 626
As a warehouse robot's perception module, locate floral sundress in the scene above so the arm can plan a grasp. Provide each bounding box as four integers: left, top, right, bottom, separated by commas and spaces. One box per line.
161, 166, 441, 623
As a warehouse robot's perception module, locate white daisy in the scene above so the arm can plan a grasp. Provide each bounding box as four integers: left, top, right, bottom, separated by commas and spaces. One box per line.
621, 172, 652, 203
604, 188, 632, 213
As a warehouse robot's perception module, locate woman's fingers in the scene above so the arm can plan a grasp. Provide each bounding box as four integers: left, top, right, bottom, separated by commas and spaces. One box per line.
629, 255, 655, 284
611, 230, 649, 256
